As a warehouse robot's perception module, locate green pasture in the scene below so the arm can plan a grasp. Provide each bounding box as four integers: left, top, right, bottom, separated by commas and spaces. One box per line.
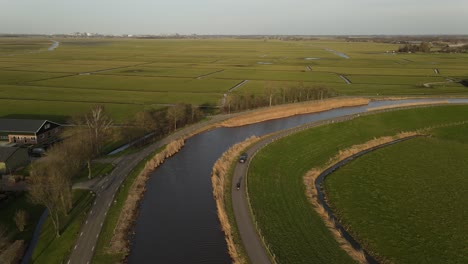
0, 70, 69, 84
0, 84, 222, 106
0, 37, 467, 121
325, 124, 468, 263
247, 105, 468, 264
30, 74, 238, 93
0, 98, 152, 123
209, 69, 342, 82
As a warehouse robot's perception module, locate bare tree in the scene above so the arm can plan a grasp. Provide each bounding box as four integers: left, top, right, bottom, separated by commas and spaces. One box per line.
83, 105, 113, 178
29, 160, 69, 237
14, 210, 28, 232
167, 104, 185, 131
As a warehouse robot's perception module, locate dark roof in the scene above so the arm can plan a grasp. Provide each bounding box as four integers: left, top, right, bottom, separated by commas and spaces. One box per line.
0, 119, 57, 133
0, 147, 20, 162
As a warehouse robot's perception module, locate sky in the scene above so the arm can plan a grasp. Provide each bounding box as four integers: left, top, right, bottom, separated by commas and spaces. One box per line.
1, 0, 467, 35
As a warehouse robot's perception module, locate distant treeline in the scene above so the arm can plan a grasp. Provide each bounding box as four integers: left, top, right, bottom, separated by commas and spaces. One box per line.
439, 44, 468, 53
223, 85, 337, 113
398, 42, 431, 53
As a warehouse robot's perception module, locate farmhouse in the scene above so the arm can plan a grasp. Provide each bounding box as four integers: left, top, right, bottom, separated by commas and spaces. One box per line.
0, 119, 61, 145
0, 147, 29, 175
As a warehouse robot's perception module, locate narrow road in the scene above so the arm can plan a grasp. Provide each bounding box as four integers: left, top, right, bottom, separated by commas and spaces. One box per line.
67, 114, 236, 264
231, 116, 359, 264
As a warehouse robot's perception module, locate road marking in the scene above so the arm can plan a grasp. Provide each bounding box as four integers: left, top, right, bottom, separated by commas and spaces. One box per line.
80, 232, 83, 237
90, 210, 93, 214
86, 220, 88, 224
74, 245, 77, 250
94, 201, 96, 205
92, 246, 95, 251
96, 234, 99, 238
101, 222, 103, 227
67, 260, 70, 264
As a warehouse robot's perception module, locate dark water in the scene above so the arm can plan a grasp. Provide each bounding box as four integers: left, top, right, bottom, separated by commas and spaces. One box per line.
128, 98, 468, 264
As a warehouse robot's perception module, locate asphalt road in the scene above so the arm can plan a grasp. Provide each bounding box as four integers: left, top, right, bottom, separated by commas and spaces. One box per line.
230, 111, 394, 264
67, 114, 232, 264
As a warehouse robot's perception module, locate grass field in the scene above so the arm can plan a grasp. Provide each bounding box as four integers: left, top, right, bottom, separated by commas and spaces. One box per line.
247, 105, 468, 264
31, 190, 94, 264
1, 37, 467, 122
324, 124, 468, 263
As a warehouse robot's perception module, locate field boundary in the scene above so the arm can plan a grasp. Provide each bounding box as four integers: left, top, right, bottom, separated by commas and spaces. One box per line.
239, 103, 468, 263
304, 133, 423, 264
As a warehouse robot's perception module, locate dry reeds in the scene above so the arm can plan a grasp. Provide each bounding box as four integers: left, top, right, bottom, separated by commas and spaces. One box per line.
221, 98, 370, 127
367, 100, 449, 111
108, 138, 185, 255
211, 136, 260, 264
303, 131, 422, 264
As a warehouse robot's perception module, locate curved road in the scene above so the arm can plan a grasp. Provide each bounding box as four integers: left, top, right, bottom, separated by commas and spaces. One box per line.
67, 115, 232, 264
66, 100, 467, 264
232, 114, 363, 264
231, 103, 468, 263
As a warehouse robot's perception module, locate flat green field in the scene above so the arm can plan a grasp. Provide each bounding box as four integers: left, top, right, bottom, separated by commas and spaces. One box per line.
1, 37, 467, 122
248, 105, 468, 264
325, 124, 468, 263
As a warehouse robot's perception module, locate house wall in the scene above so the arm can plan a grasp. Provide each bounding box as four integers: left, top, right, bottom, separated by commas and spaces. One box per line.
36, 127, 60, 144
8, 134, 37, 145
0, 131, 9, 142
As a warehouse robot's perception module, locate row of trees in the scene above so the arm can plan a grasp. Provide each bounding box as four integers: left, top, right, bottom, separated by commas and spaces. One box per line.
223, 85, 337, 113
27, 103, 204, 237
118, 103, 204, 145
440, 44, 468, 53
29, 105, 113, 237
398, 42, 431, 53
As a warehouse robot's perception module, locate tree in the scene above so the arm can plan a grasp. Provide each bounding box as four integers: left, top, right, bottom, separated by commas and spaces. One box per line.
83, 105, 113, 178
29, 159, 71, 237
419, 42, 431, 53
167, 104, 185, 131
14, 210, 28, 232
264, 82, 278, 107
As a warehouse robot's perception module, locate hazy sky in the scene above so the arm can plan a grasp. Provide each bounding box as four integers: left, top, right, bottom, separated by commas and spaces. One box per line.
1, 0, 467, 35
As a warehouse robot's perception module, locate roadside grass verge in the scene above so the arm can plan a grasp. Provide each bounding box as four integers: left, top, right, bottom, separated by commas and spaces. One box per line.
92, 145, 165, 264
247, 105, 468, 264
30, 190, 94, 264
324, 124, 468, 263
74, 162, 115, 183
211, 136, 260, 264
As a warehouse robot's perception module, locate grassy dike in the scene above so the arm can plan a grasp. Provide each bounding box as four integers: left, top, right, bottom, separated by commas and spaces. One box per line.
324, 123, 468, 263
247, 105, 468, 264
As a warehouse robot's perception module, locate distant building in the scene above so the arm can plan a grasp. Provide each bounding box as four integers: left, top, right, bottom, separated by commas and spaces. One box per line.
0, 119, 61, 145
0, 147, 29, 175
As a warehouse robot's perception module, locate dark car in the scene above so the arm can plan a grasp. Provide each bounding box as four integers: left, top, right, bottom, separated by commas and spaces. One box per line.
236, 182, 241, 190
238, 153, 248, 163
